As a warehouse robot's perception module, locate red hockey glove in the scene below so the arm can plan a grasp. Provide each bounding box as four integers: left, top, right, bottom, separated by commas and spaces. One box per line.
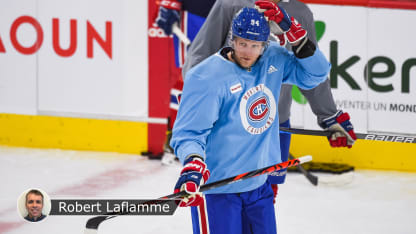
255, 0, 307, 45
320, 110, 357, 148
174, 156, 210, 207
155, 0, 182, 35
286, 17, 307, 44
255, 0, 291, 33
272, 33, 286, 47
271, 184, 278, 204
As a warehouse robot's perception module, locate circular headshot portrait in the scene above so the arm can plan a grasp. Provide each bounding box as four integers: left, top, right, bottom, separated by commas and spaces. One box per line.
17, 188, 51, 222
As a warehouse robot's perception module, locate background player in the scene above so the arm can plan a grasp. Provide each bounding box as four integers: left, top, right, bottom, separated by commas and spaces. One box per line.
155, 0, 216, 164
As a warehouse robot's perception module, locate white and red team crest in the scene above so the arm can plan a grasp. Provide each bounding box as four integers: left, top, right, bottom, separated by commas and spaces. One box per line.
249, 97, 269, 121
239, 84, 276, 135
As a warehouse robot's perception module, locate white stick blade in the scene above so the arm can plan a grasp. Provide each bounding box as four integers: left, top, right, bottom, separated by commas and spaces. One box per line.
298, 155, 312, 164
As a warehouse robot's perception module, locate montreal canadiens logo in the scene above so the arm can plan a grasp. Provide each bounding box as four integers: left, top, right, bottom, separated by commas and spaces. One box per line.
249, 97, 269, 121
240, 84, 276, 135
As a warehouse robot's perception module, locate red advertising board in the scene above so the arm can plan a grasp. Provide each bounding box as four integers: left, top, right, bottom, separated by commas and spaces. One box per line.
147, 0, 171, 155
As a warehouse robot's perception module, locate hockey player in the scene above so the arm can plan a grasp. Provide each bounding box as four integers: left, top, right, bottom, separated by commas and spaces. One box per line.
182, 0, 357, 193
171, 7, 331, 233
156, 0, 216, 67
155, 0, 216, 164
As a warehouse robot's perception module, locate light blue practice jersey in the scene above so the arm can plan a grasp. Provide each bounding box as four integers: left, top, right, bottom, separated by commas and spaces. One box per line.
171, 42, 330, 194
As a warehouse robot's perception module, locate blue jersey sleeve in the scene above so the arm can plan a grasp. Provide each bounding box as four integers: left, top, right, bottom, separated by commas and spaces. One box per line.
170, 70, 223, 164
282, 48, 331, 90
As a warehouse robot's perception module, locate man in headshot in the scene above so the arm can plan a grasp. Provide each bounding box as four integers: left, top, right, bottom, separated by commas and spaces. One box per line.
24, 189, 46, 222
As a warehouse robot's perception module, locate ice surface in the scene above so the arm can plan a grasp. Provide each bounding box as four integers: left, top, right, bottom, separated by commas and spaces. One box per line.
1, 146, 415, 234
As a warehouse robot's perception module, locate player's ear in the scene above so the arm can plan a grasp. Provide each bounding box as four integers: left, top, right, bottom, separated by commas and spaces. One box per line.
231, 36, 237, 49
261, 41, 269, 54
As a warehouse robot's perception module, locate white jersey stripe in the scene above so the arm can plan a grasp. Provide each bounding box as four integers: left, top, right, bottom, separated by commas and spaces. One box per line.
197, 196, 210, 234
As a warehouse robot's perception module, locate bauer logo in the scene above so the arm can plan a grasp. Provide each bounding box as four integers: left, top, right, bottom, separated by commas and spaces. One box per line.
364, 134, 415, 143
239, 84, 276, 135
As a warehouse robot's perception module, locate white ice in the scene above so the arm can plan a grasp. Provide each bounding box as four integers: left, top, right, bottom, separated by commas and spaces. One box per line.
1, 145, 415, 234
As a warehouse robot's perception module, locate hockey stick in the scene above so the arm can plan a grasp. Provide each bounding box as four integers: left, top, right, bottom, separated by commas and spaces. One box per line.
280, 127, 416, 144
172, 23, 191, 46
84, 156, 312, 234
288, 154, 355, 186
288, 154, 318, 186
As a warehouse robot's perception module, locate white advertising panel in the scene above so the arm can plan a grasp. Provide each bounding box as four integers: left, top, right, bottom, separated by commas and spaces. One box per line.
292, 4, 416, 135
0, 0, 38, 114
0, 0, 148, 119
366, 8, 416, 134
37, 0, 148, 119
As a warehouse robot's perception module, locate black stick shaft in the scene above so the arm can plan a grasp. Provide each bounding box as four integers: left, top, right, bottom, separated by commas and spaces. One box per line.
280, 127, 416, 144
288, 153, 318, 186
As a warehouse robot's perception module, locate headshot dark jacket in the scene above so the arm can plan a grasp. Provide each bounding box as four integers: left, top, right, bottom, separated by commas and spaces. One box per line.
25, 213, 46, 222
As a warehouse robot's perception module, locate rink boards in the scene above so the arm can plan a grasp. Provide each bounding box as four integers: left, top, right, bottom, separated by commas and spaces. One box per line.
0, 1, 415, 171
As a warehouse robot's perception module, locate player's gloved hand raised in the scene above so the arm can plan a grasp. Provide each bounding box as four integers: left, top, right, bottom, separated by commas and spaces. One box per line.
320, 110, 357, 148
255, 0, 291, 33
255, 0, 307, 45
285, 17, 308, 44
155, 0, 182, 35
174, 156, 210, 207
